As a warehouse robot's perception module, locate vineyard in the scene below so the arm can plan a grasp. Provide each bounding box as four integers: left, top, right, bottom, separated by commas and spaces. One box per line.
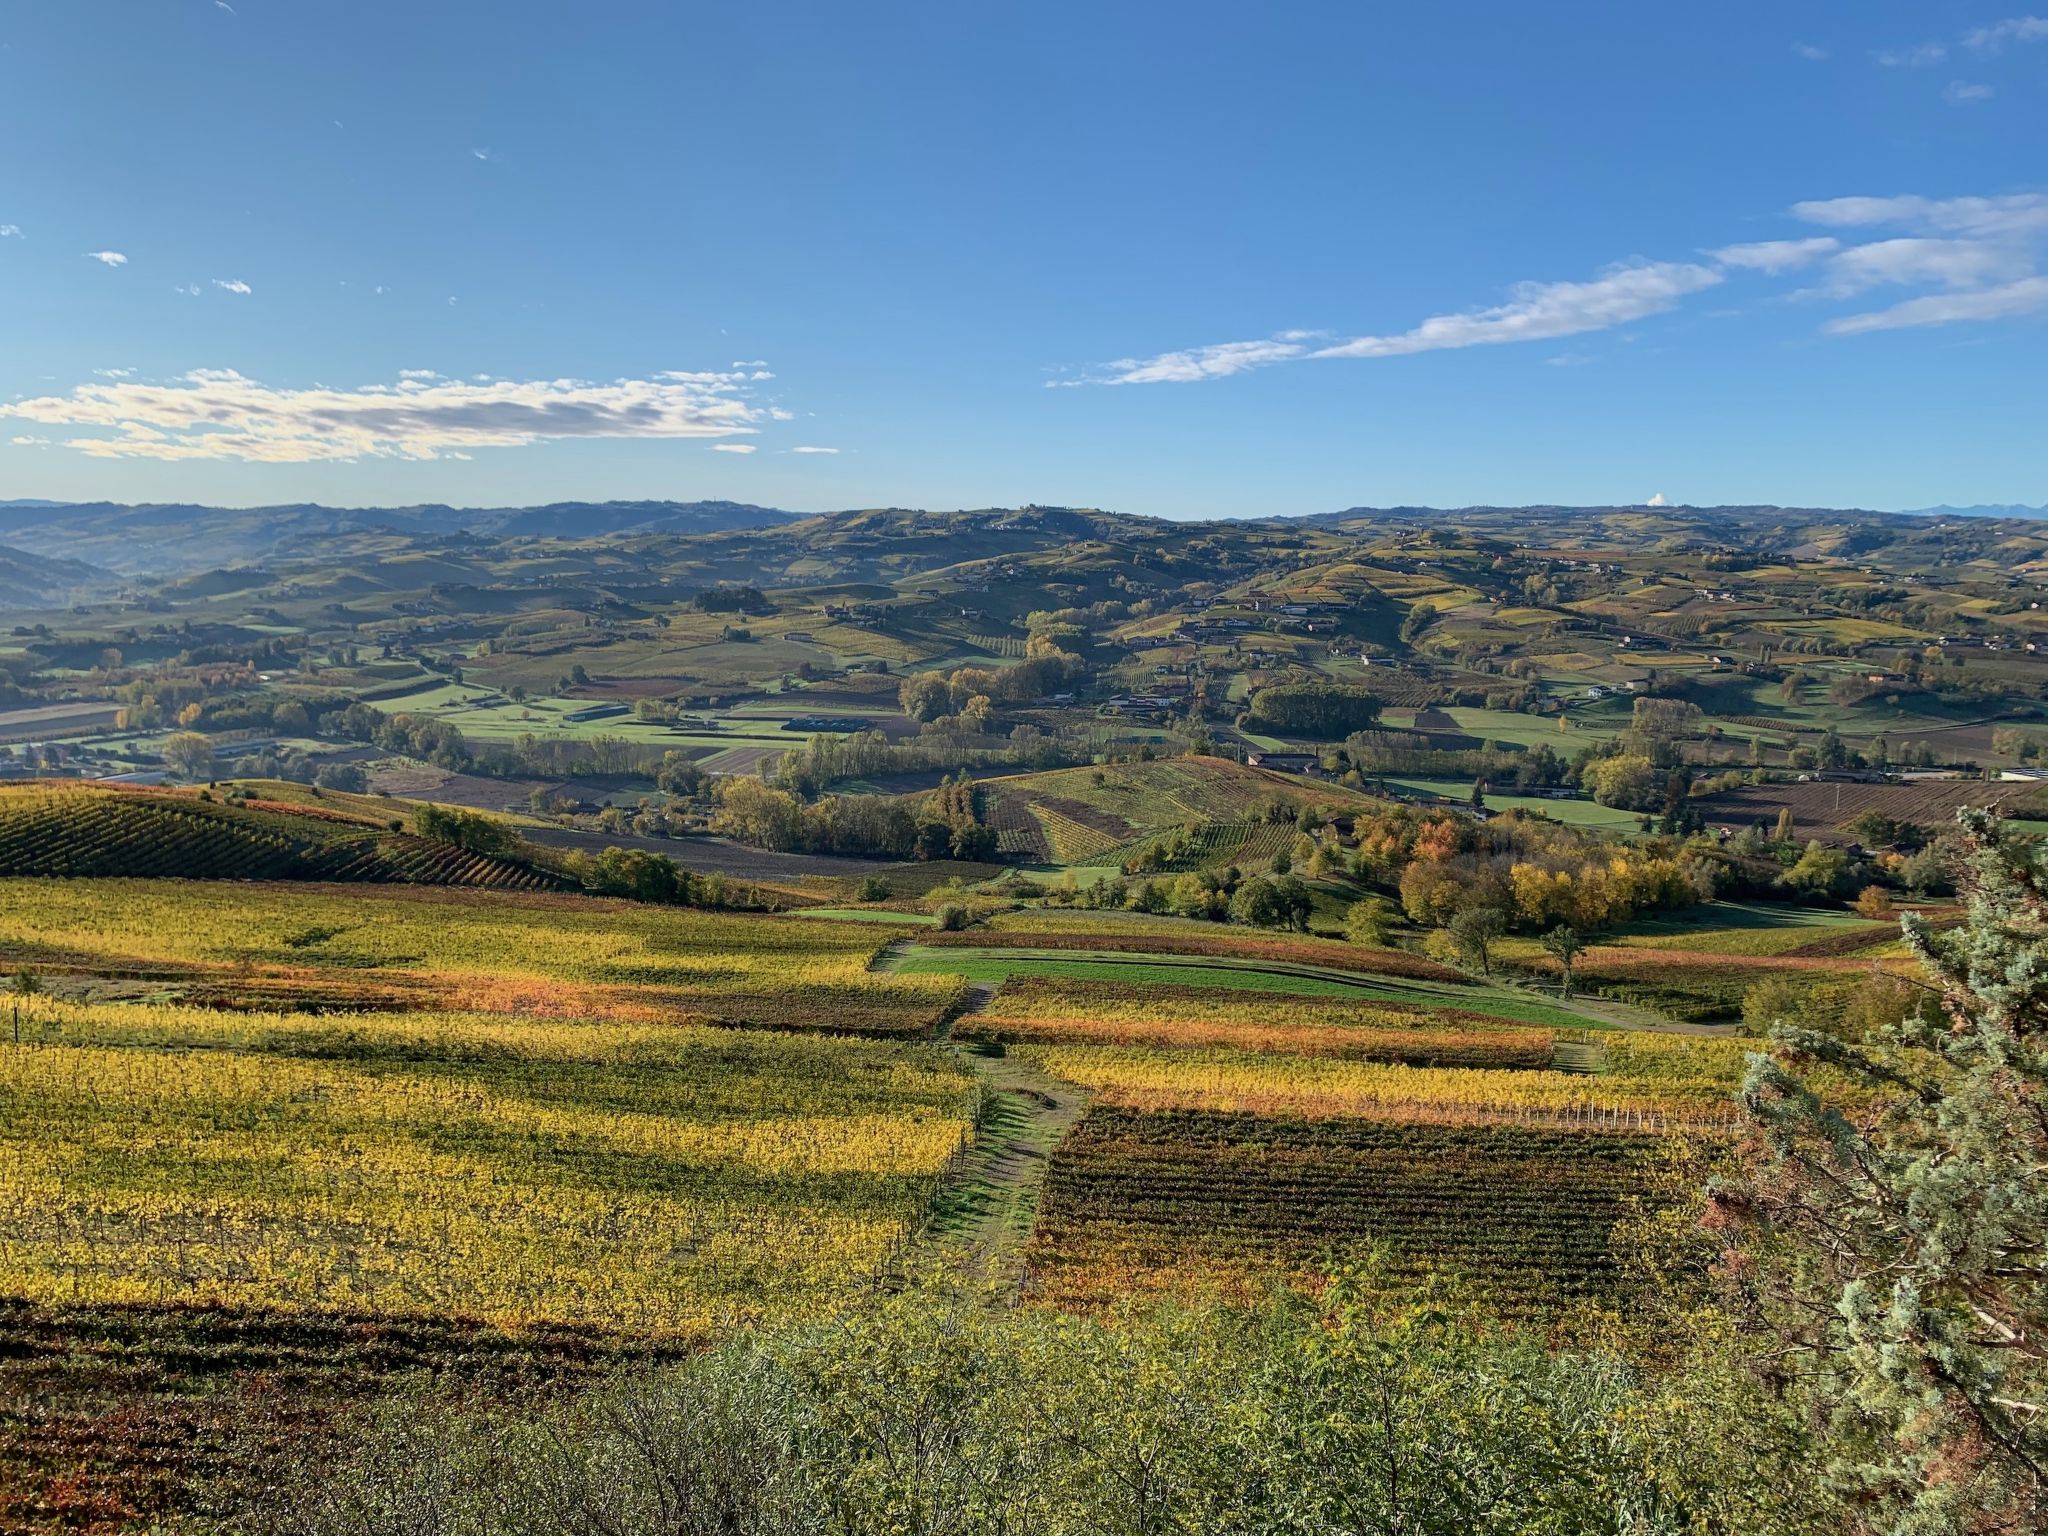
978, 756, 1375, 866
1111, 817, 1298, 875
928, 924, 1468, 982
1504, 938, 1917, 1022
0, 879, 961, 1035
1694, 776, 2037, 838
1028, 1108, 1665, 1315
0, 782, 564, 891
956, 978, 1556, 1068
1020, 1043, 1746, 1123
0, 996, 978, 1330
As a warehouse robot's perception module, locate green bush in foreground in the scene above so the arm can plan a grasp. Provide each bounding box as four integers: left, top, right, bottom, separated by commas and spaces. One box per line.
267, 1276, 1832, 1536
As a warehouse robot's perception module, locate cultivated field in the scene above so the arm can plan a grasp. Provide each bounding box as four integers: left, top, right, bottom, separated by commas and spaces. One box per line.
0, 880, 959, 1034
1695, 777, 2040, 839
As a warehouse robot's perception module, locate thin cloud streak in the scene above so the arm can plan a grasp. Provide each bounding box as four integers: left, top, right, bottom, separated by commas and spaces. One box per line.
1069, 192, 2048, 386
1079, 263, 1720, 385
1825, 276, 2048, 334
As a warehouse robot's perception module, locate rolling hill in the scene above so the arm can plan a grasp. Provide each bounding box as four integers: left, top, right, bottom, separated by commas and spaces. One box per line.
0, 781, 568, 889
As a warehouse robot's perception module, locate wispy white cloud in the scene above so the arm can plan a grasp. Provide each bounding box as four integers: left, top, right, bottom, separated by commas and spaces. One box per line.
1792, 194, 2048, 239
0, 224, 20, 239
1822, 237, 2031, 294
789, 445, 839, 454
91, 368, 134, 379
1311, 262, 1723, 360
712, 442, 757, 454
1787, 194, 2048, 331
1963, 15, 2048, 52
1085, 336, 1314, 386
212, 278, 252, 295
0, 368, 769, 464
1644, 493, 1669, 508
399, 369, 440, 380
1872, 41, 1946, 66
85, 250, 128, 267
1078, 264, 1721, 386
215, 1, 235, 12
1711, 237, 1839, 273
1825, 276, 2048, 334
1943, 80, 1996, 104
1066, 191, 2048, 384
472, 148, 492, 161
173, 282, 201, 297
1791, 42, 1830, 61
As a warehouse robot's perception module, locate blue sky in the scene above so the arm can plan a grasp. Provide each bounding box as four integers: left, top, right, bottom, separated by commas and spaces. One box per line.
1, 2, 2043, 517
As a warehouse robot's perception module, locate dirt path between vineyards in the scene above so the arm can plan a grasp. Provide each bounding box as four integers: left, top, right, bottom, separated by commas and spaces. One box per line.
898, 985, 1092, 1292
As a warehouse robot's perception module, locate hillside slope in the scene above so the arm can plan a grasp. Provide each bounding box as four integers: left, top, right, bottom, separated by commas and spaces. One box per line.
980, 756, 1377, 864
0, 782, 568, 890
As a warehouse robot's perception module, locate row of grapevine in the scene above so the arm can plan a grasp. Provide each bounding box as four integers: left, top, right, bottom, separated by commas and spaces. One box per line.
1030, 1107, 1666, 1315
0, 785, 566, 893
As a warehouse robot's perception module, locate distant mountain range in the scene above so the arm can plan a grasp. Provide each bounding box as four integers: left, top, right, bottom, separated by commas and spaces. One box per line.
0, 499, 801, 578
0, 494, 2043, 594
1903, 504, 2048, 520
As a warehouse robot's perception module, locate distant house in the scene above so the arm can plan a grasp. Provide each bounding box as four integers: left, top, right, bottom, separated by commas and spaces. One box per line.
1246, 752, 1318, 774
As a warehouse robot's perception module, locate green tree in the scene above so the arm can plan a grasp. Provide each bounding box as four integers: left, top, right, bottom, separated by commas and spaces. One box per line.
1344, 896, 1398, 946
1782, 839, 1851, 898
1539, 924, 1583, 997
412, 803, 520, 856
1725, 809, 2048, 1530
1229, 875, 1313, 931
1448, 905, 1507, 974
1585, 753, 1660, 810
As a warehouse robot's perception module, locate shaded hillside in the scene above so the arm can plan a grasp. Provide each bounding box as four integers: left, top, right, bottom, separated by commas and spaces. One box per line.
0, 542, 116, 608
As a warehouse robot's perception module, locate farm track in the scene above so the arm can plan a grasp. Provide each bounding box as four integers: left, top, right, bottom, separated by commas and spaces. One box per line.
895, 983, 1094, 1291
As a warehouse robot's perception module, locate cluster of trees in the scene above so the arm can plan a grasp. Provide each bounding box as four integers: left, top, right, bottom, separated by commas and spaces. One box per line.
692, 585, 770, 614
1043, 865, 1314, 930
229, 747, 367, 792
1338, 806, 1713, 937
412, 803, 522, 856
897, 640, 1086, 725
1243, 681, 1384, 738
708, 771, 997, 862
774, 729, 1067, 797
1338, 737, 1568, 790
